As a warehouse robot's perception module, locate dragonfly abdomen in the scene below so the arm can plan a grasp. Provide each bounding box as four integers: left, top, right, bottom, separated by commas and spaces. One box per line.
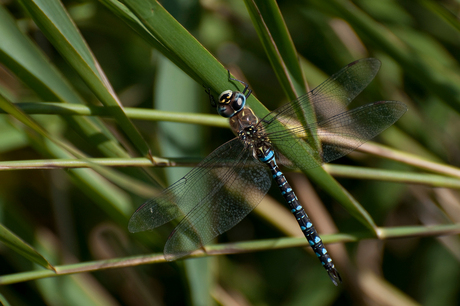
258, 148, 342, 286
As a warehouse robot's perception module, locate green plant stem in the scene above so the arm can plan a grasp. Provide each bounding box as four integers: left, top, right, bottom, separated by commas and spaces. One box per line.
1, 223, 459, 285
1, 102, 228, 127
326, 165, 460, 189
359, 143, 460, 178
2, 158, 460, 189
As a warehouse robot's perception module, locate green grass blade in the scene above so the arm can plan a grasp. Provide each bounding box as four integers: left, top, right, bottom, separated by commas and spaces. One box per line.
0, 5, 131, 159
18, 0, 150, 157
244, 0, 307, 100
327, 165, 460, 189
359, 143, 460, 179
118, 0, 271, 122
0, 93, 133, 220
243, 0, 323, 151
0, 293, 11, 306
100, 0, 197, 80
4, 102, 228, 128
0, 223, 54, 271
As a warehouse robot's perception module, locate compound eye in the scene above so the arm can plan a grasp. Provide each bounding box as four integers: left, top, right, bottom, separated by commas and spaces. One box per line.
231, 92, 246, 113
217, 104, 234, 117
217, 90, 246, 118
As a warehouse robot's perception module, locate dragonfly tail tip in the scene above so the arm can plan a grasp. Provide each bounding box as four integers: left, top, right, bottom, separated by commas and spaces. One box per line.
328, 268, 342, 286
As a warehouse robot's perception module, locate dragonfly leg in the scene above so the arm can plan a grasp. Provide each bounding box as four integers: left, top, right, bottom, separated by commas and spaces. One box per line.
227, 70, 252, 98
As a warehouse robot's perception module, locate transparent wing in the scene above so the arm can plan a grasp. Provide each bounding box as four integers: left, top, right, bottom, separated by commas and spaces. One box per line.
265, 101, 407, 169
164, 149, 271, 261
317, 101, 407, 163
128, 137, 272, 260
129, 138, 248, 232
261, 58, 381, 131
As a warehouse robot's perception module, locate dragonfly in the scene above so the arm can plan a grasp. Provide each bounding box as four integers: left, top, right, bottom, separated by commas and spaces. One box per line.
128, 58, 407, 286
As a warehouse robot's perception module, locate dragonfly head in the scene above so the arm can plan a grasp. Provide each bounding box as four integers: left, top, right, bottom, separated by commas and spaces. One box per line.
217, 90, 246, 118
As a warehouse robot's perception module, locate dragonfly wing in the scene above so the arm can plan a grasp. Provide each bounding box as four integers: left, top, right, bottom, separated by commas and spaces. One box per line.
261, 58, 381, 131
263, 101, 407, 169
318, 101, 407, 163
164, 150, 271, 261
268, 131, 324, 169
129, 138, 249, 233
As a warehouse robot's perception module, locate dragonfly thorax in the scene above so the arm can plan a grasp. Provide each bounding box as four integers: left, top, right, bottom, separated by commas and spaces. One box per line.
229, 107, 259, 134
236, 125, 272, 160
217, 90, 246, 118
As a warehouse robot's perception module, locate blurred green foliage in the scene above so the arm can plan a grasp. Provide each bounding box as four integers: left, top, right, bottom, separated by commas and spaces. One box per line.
0, 0, 459, 305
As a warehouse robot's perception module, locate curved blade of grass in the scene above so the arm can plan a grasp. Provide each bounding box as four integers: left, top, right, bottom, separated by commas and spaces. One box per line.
118, 0, 236, 99
99, 0, 197, 81
0, 5, 159, 194
17, 0, 150, 157
242, 1, 322, 151
0, 223, 54, 271
0, 293, 11, 306
0, 6, 80, 104
112, 0, 377, 230
0, 13, 160, 202
243, 0, 307, 100
0, 5, 131, 159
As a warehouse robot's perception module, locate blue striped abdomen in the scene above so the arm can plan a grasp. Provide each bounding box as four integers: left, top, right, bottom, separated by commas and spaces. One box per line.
258, 148, 342, 285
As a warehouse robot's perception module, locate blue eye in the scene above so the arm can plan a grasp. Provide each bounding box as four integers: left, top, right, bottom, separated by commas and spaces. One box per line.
231, 92, 246, 113
216, 90, 246, 118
